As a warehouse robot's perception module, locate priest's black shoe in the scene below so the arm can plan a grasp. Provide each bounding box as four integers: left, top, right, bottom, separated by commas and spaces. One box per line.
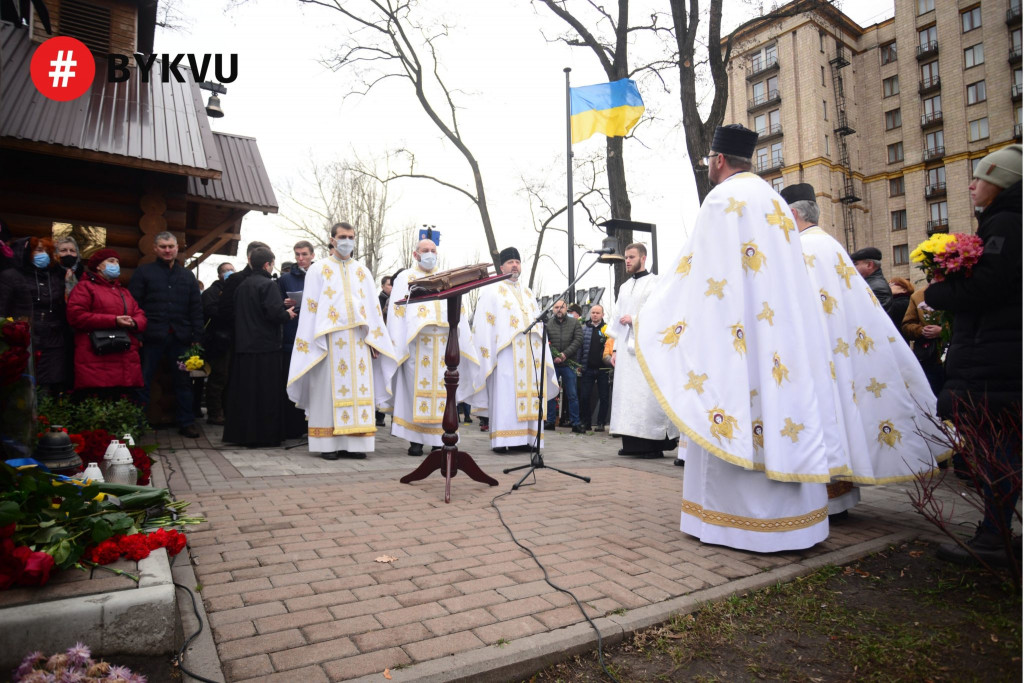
407, 443, 423, 456
321, 452, 340, 461
673, 459, 685, 467
338, 451, 367, 459
492, 446, 510, 454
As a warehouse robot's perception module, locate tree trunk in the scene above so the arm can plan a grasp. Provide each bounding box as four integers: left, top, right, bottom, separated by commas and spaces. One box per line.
607, 135, 632, 294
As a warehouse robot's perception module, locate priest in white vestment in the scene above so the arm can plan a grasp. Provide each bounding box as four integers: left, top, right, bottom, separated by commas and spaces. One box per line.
635, 125, 837, 552
287, 224, 397, 460
608, 243, 680, 458
387, 237, 479, 456
468, 247, 557, 452
779, 183, 946, 515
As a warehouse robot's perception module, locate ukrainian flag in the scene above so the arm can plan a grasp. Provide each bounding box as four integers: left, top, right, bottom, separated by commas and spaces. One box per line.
570, 79, 645, 144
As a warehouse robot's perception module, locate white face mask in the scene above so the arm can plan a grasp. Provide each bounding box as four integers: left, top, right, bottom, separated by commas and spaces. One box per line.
334, 238, 355, 257
418, 252, 437, 270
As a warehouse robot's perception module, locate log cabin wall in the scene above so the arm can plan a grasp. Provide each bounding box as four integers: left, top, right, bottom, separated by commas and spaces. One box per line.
0, 148, 189, 280
32, 0, 139, 55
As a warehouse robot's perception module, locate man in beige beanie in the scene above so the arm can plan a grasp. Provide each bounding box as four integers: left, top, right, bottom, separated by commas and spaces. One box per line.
926, 143, 1021, 567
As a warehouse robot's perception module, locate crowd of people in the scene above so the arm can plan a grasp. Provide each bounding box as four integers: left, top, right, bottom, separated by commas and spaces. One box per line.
0, 131, 1018, 564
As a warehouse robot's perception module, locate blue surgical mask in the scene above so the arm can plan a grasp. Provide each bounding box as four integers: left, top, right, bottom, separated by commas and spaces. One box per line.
418, 252, 437, 270
334, 238, 355, 257
33, 252, 50, 269
222, 270, 234, 280
103, 263, 121, 279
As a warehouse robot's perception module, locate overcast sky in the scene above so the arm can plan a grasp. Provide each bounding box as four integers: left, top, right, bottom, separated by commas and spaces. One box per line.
158, 0, 894, 306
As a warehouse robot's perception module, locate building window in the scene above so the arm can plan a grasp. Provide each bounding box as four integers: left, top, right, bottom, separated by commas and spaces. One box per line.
926, 129, 944, 156
923, 94, 942, 119
891, 210, 908, 231
889, 177, 905, 197
885, 108, 902, 130
880, 41, 897, 64
771, 141, 783, 165
917, 0, 934, 14
969, 117, 989, 141
893, 244, 910, 266
930, 201, 948, 225
920, 60, 939, 87
819, 31, 825, 53
1013, 28, 1022, 54
771, 176, 785, 192
971, 157, 982, 176
750, 43, 778, 73
966, 80, 986, 104
823, 100, 828, 120
964, 43, 984, 68
926, 166, 946, 189
756, 146, 769, 168
883, 75, 900, 97
753, 109, 780, 136
821, 65, 826, 85
824, 134, 830, 156
888, 141, 904, 163
961, 6, 982, 33
918, 25, 937, 51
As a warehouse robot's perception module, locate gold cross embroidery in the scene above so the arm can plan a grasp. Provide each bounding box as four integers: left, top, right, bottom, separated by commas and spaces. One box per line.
359, 384, 369, 395
371, 327, 383, 339
684, 370, 708, 395
803, 253, 816, 268
834, 337, 850, 357
335, 337, 347, 351
337, 359, 348, 375
295, 339, 310, 353
327, 306, 340, 324
324, 286, 336, 299
420, 378, 430, 389
780, 418, 804, 443
338, 384, 350, 396
502, 301, 512, 310
766, 200, 795, 243
705, 278, 727, 299
480, 347, 490, 359
341, 410, 350, 423
865, 378, 887, 398
756, 302, 775, 326
358, 359, 367, 374
417, 306, 428, 318
725, 197, 746, 218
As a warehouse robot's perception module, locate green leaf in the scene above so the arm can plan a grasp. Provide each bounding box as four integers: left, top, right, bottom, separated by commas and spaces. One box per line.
32, 525, 69, 544
39, 519, 56, 528
0, 500, 22, 525
91, 519, 113, 543
48, 539, 76, 568
111, 516, 135, 533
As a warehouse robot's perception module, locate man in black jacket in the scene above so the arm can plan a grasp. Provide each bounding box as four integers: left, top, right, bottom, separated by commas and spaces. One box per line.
577, 304, 610, 432
277, 240, 314, 439
927, 145, 1022, 566
200, 262, 235, 424
850, 246, 893, 313
129, 232, 204, 437
545, 298, 584, 432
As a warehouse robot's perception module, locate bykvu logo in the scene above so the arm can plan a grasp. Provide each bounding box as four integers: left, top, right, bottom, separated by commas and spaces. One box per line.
29, 36, 237, 102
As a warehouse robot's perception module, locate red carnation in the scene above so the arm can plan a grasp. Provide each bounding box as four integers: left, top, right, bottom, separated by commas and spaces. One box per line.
0, 347, 29, 385
0, 538, 27, 589
87, 539, 121, 565
0, 524, 14, 539
165, 530, 187, 556
1, 320, 30, 347
68, 434, 85, 454
16, 550, 55, 586
118, 534, 151, 562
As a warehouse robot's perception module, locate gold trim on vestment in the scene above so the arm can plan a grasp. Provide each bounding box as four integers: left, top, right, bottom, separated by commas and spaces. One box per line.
392, 416, 445, 435
490, 428, 541, 439
681, 499, 828, 532
634, 315, 831, 484
308, 426, 376, 437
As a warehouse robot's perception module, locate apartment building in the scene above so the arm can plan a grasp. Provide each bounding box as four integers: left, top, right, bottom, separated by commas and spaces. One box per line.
725, 0, 1021, 282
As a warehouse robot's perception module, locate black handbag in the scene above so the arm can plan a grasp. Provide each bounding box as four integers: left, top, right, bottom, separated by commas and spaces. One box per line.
89, 289, 133, 355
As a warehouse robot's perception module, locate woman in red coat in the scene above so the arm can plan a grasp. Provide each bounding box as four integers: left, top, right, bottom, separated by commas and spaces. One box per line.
66, 249, 147, 396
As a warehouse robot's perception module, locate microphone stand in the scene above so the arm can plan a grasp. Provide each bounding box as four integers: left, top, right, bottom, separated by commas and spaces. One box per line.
503, 251, 614, 490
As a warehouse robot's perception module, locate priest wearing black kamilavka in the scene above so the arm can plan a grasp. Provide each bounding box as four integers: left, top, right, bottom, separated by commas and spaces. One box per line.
223, 247, 297, 448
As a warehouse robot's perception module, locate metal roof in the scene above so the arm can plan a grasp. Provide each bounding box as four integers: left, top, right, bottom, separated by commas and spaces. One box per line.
0, 21, 222, 178
187, 132, 278, 213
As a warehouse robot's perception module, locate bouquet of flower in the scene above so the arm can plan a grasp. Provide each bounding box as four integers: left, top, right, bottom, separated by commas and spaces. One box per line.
177, 342, 207, 376
910, 232, 985, 282
14, 642, 147, 682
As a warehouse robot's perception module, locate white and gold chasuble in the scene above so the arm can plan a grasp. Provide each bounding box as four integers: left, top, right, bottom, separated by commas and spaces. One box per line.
800, 226, 945, 490
286, 256, 397, 453
469, 279, 557, 447
635, 172, 834, 552
386, 265, 479, 446
607, 272, 679, 443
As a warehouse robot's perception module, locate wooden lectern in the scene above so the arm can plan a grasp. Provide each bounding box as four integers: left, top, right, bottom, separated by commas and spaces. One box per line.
396, 268, 510, 503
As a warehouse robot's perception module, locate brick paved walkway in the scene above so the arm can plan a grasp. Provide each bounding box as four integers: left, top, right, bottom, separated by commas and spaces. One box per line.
157, 420, 974, 682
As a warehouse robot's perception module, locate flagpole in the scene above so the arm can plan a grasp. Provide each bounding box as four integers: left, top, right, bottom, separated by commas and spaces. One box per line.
564, 67, 575, 286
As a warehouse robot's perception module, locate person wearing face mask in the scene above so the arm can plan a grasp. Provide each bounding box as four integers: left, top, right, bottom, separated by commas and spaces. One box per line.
54, 236, 85, 301
8, 237, 70, 392
66, 249, 147, 398
385, 234, 480, 457
287, 222, 398, 460
223, 247, 297, 448
468, 247, 557, 453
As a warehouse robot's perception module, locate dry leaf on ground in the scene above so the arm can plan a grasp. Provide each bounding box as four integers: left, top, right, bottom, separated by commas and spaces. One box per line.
375, 555, 398, 563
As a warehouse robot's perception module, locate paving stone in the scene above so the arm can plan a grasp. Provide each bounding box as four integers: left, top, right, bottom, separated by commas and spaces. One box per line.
352, 622, 431, 653
237, 665, 330, 683
303, 615, 381, 644
322, 647, 412, 681
222, 654, 273, 680
472, 615, 547, 645
422, 607, 497, 637
217, 628, 305, 661
403, 630, 486, 662
255, 607, 334, 634
269, 638, 359, 671
375, 601, 449, 628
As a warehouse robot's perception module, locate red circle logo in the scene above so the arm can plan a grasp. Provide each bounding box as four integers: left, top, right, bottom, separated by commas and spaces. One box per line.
30, 36, 96, 101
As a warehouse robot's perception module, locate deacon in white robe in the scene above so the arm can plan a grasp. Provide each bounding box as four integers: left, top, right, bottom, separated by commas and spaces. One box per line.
468, 247, 557, 451
635, 125, 836, 552
607, 244, 680, 458
780, 183, 946, 515
387, 238, 479, 456
286, 226, 397, 460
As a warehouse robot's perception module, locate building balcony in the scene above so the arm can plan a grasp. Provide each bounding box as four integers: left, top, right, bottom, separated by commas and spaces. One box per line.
1011, 46, 1023, 64
921, 111, 943, 129
926, 219, 949, 235
918, 76, 941, 95
755, 123, 783, 142
834, 113, 855, 136
1013, 83, 1023, 100
747, 89, 781, 112
1008, 5, 1022, 26
924, 145, 945, 161
925, 182, 946, 198
916, 41, 939, 61
747, 56, 780, 80
754, 154, 784, 174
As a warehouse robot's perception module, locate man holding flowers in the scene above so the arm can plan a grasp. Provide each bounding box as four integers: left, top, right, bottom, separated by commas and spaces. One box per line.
923, 144, 1022, 566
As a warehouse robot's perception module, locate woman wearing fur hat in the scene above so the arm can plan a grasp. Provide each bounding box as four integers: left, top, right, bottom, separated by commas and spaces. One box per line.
66, 249, 147, 395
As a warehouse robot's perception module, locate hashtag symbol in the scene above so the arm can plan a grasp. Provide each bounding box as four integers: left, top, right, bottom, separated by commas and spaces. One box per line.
48, 50, 78, 88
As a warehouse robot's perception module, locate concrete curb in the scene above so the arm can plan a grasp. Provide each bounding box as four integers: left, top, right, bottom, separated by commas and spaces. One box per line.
0, 549, 176, 670
349, 529, 920, 682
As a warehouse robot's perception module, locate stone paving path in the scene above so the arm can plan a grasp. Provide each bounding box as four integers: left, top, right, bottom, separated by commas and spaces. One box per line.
158, 420, 973, 682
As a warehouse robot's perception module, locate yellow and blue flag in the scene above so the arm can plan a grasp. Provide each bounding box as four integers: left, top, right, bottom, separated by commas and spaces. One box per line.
570, 79, 645, 144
